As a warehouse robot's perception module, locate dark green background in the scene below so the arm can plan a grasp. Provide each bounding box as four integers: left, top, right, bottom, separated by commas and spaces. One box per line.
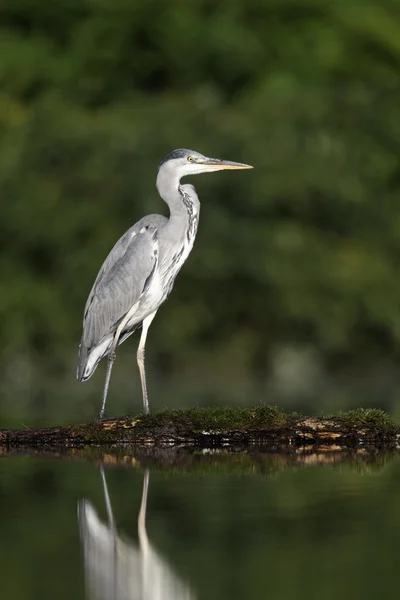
1, 0, 400, 421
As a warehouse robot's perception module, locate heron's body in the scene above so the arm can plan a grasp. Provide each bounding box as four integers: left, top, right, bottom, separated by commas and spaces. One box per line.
77, 149, 252, 417
77, 184, 199, 382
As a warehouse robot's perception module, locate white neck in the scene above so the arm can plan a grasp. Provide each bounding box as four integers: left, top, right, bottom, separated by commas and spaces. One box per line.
156, 165, 182, 215
155, 164, 201, 285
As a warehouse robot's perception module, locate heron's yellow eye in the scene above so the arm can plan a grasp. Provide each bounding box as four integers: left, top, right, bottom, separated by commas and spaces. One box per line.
187, 156, 194, 162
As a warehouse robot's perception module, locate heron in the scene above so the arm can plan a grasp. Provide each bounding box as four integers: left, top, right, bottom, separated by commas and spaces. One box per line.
77, 149, 253, 418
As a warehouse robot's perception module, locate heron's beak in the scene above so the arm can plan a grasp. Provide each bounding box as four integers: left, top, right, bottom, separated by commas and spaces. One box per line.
201, 157, 253, 170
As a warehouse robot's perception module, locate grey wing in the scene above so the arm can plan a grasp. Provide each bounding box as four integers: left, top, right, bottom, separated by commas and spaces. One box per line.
77, 215, 167, 381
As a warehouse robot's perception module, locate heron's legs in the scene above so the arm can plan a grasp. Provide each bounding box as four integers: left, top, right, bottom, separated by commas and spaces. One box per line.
137, 311, 157, 415
138, 470, 150, 551
99, 348, 116, 419
99, 465, 115, 529
99, 326, 124, 420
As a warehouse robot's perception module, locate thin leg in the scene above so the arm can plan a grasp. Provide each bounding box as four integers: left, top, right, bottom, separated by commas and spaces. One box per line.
137, 311, 157, 415
99, 348, 116, 419
138, 470, 150, 551
99, 465, 115, 529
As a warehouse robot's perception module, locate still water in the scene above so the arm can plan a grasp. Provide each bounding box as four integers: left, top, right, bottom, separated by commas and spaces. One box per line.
1, 451, 400, 600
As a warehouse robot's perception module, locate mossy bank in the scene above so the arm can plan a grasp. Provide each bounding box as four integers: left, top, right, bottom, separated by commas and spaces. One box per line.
0, 406, 398, 451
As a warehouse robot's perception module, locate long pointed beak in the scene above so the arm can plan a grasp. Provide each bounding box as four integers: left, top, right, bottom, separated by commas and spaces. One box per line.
201, 157, 253, 170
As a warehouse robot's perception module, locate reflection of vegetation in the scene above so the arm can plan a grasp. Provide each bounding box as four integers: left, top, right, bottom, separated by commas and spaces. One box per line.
2, 445, 395, 475
124, 449, 395, 477
1, 0, 400, 407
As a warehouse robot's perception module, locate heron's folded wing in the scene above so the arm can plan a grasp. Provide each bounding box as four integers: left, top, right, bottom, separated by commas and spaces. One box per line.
82, 225, 159, 351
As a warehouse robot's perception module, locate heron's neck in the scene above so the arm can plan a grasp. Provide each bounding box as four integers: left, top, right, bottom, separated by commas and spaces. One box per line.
156, 169, 200, 257
156, 169, 183, 216
156, 169, 199, 222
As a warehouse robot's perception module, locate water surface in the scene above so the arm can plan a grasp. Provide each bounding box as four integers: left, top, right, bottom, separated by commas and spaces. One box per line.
1, 452, 399, 599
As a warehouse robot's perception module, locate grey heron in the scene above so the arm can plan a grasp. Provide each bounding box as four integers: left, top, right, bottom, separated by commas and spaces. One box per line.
77, 149, 252, 418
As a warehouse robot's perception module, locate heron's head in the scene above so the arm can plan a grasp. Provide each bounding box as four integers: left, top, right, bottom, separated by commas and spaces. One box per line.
159, 149, 253, 179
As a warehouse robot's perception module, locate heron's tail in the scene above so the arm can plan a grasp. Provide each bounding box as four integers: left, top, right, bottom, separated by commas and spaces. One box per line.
77, 337, 112, 382
77, 342, 91, 382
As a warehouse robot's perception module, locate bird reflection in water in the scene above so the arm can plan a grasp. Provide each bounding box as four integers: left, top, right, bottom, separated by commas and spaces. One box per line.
78, 468, 194, 600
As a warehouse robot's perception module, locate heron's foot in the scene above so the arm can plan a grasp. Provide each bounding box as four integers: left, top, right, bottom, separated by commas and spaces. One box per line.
94, 413, 134, 422
95, 412, 107, 422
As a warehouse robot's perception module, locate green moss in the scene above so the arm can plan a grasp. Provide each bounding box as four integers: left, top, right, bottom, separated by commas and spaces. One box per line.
333, 408, 397, 433
139, 404, 297, 431
135, 405, 399, 436
73, 422, 127, 443
35, 406, 399, 449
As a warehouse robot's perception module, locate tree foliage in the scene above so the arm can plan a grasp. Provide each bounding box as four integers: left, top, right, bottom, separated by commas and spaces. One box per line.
1, 0, 400, 387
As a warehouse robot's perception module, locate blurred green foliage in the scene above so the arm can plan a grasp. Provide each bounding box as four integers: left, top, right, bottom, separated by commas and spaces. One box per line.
1, 0, 400, 398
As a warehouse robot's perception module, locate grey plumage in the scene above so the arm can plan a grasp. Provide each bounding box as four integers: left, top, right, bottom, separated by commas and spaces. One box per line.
77, 215, 166, 382
77, 148, 252, 418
